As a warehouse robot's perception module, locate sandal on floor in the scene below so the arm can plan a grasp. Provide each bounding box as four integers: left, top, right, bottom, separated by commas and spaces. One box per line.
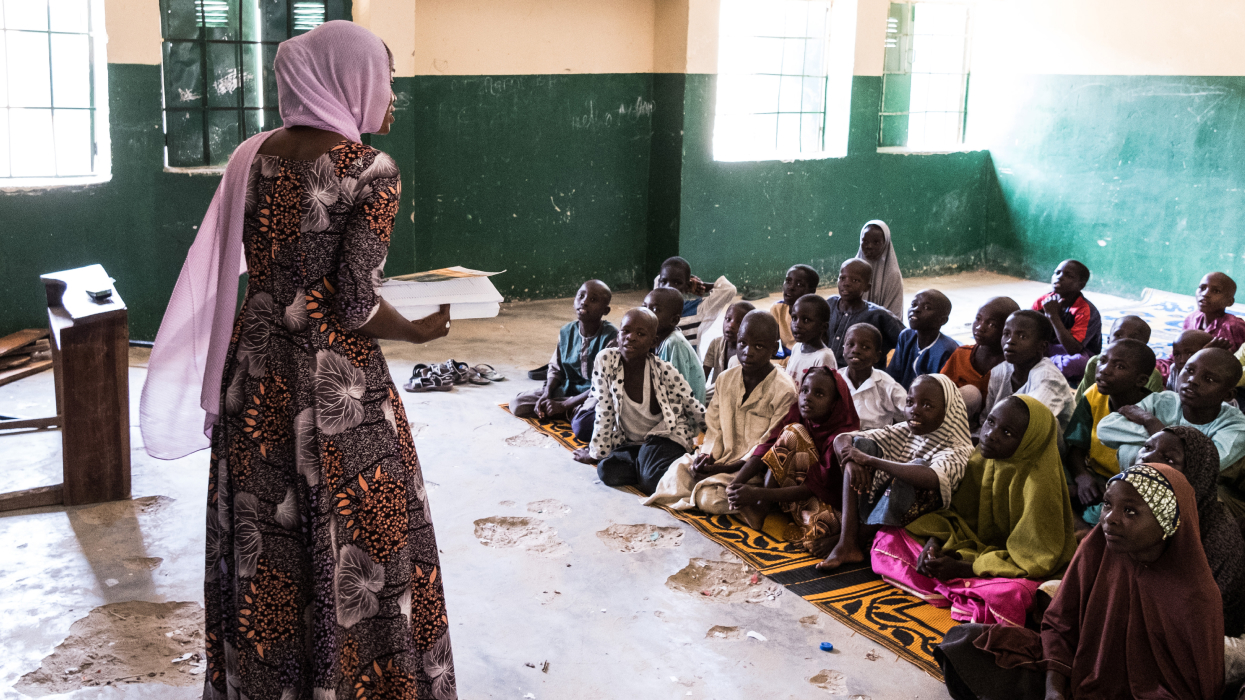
438, 359, 473, 385
472, 364, 505, 382
407, 363, 431, 384
464, 367, 491, 386
527, 365, 548, 381
404, 372, 452, 392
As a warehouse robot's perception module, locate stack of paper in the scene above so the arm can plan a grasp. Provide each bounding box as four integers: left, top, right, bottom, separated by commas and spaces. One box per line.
378, 267, 504, 320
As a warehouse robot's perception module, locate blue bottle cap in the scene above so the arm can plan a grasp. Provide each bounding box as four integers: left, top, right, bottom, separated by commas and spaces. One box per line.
820, 642, 834, 652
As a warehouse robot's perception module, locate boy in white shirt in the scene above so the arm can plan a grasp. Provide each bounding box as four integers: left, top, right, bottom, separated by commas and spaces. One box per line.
983, 309, 1076, 429
837, 323, 907, 429
785, 294, 838, 383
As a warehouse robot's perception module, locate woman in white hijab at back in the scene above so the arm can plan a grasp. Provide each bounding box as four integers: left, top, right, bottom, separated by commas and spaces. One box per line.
857, 220, 905, 320
140, 21, 457, 700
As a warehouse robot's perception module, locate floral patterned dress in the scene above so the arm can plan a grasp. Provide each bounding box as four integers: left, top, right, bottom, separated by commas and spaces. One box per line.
204, 141, 456, 700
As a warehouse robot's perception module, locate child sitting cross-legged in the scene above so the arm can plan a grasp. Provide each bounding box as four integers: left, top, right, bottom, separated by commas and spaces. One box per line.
826, 259, 904, 370
838, 323, 907, 429
1032, 259, 1103, 385
784, 294, 838, 383
1073, 315, 1165, 405
724, 367, 861, 551
512, 279, 616, 442
573, 309, 706, 496
887, 289, 959, 391
1065, 339, 1157, 531
701, 301, 753, 402
1098, 347, 1245, 514
983, 310, 1076, 431
644, 287, 707, 404
645, 311, 796, 513
771, 264, 820, 355
1187, 272, 1245, 352
654, 256, 737, 354
940, 296, 1019, 424
871, 395, 1077, 626
817, 374, 974, 571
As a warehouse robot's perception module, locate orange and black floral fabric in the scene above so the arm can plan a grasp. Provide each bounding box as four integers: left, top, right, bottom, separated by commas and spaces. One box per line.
205, 141, 455, 700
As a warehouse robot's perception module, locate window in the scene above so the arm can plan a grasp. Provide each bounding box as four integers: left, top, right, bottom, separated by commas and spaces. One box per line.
714, 0, 855, 162
879, 2, 971, 150
1, 0, 108, 183
159, 0, 348, 169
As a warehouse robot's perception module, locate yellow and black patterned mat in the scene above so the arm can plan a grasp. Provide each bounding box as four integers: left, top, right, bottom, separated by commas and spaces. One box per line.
500, 403, 955, 679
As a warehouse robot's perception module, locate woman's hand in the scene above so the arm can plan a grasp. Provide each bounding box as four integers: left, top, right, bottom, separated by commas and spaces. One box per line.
410, 304, 452, 343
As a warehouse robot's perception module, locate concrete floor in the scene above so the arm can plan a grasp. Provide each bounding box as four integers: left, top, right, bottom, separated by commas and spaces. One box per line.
0, 272, 1137, 700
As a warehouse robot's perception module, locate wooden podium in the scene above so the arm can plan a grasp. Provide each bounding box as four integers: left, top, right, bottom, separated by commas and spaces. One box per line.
0, 264, 131, 511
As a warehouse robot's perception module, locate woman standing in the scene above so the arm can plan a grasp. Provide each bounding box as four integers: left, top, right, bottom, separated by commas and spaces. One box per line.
140, 21, 456, 700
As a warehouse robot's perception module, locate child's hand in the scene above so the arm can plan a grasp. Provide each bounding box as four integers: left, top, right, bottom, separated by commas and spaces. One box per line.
847, 447, 873, 469
571, 447, 598, 465
845, 462, 874, 494
1041, 298, 1063, 318
1074, 473, 1103, 504
535, 395, 554, 418
1207, 336, 1233, 351
924, 554, 974, 582
689, 275, 711, 297
1118, 404, 1153, 425
832, 434, 855, 462
916, 537, 943, 575
725, 482, 758, 510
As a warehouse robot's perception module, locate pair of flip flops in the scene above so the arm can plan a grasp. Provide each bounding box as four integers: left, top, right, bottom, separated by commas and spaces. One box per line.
404, 361, 505, 392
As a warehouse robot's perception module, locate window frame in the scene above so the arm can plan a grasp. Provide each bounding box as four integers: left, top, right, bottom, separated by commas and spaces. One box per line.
0, 0, 111, 189
877, 0, 974, 154
158, 0, 345, 172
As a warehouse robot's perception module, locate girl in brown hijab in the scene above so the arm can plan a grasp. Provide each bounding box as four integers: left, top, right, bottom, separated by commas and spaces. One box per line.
935, 463, 1224, 700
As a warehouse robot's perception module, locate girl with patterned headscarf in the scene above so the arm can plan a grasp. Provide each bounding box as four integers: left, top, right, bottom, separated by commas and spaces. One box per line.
1140, 426, 1245, 637
818, 374, 973, 571
936, 463, 1223, 700
856, 220, 905, 320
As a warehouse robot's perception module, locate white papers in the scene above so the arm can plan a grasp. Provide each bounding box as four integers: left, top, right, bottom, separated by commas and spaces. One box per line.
378, 267, 504, 320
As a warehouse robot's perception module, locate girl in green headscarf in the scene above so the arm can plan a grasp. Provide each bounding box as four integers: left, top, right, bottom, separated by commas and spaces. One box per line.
871, 394, 1078, 625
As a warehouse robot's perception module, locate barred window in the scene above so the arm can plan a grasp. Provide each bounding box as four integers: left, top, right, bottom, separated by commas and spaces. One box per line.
879, 2, 972, 150
1, 0, 108, 182
159, 0, 348, 169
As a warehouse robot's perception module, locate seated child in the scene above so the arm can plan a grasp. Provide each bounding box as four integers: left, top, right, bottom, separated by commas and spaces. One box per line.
771, 264, 819, 354
817, 374, 974, 571
1064, 339, 1157, 528
1098, 347, 1245, 483
1031, 259, 1102, 385
1158, 328, 1213, 390
785, 294, 838, 383
826, 259, 904, 369
940, 296, 1019, 422
936, 464, 1224, 700
645, 311, 797, 513
655, 256, 737, 355
644, 287, 707, 404
887, 289, 959, 390
983, 310, 1076, 430
512, 279, 616, 442
1186, 272, 1245, 352
838, 323, 907, 429
701, 301, 753, 402
1074, 315, 1165, 404
1137, 427, 1245, 637
871, 396, 1077, 626
857, 220, 904, 319
573, 309, 706, 496
725, 367, 860, 549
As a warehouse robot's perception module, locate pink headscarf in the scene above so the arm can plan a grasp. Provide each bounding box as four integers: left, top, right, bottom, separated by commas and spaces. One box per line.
140, 21, 393, 459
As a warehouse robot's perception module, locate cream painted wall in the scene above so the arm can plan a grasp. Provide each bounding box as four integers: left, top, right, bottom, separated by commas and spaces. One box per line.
972, 0, 1245, 76
410, 0, 656, 75
354, 0, 419, 76
104, 0, 162, 64
653, 0, 690, 72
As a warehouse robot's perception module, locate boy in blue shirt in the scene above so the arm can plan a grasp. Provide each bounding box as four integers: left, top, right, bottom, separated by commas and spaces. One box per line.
886, 289, 958, 390
512, 280, 616, 442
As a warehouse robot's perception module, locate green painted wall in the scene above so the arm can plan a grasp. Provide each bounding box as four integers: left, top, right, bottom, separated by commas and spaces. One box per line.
676, 74, 1010, 293
978, 75, 1245, 298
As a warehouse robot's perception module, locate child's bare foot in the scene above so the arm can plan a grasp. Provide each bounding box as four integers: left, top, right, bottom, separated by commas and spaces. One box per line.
815, 541, 864, 571
738, 503, 768, 530
572, 447, 598, 465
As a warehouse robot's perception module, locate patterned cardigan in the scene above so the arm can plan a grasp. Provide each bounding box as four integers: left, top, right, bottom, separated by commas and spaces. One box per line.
588, 348, 706, 460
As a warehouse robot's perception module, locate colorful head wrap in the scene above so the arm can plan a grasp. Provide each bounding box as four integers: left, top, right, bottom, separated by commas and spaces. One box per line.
1108, 464, 1181, 540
